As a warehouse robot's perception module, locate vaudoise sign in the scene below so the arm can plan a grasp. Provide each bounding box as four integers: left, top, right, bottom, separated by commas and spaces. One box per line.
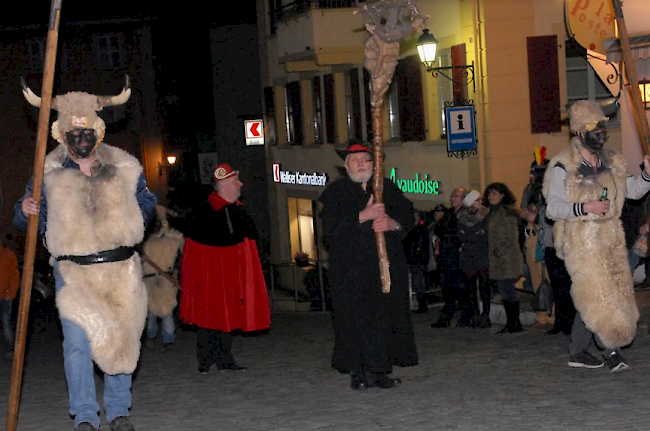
389, 167, 440, 195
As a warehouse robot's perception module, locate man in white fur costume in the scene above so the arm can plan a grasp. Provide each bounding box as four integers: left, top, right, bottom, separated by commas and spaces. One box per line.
543, 100, 650, 373
143, 205, 184, 350
14, 79, 157, 431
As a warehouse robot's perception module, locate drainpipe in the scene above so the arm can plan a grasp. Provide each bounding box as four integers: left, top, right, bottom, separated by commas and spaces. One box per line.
473, 0, 487, 191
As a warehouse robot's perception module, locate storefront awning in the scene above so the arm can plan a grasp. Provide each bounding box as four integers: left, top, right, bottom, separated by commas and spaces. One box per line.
604, 33, 650, 78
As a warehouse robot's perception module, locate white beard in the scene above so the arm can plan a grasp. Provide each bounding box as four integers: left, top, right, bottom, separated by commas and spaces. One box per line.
348, 170, 372, 184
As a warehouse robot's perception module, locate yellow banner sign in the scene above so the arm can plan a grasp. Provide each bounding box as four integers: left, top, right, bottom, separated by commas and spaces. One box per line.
565, 0, 616, 54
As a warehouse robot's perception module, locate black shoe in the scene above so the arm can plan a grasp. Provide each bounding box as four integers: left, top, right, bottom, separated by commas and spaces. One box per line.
568, 352, 604, 369
546, 327, 562, 335
198, 365, 211, 375
605, 351, 629, 373
109, 416, 135, 431
76, 423, 98, 431
163, 342, 174, 351
350, 371, 369, 390
476, 315, 492, 328
368, 372, 401, 389
217, 363, 247, 372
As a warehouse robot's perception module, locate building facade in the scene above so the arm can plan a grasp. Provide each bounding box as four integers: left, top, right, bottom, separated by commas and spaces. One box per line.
256, 0, 648, 270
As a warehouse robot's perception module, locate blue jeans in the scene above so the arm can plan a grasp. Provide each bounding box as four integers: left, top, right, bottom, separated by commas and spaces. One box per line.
146, 310, 175, 344
55, 264, 132, 429
1, 298, 14, 350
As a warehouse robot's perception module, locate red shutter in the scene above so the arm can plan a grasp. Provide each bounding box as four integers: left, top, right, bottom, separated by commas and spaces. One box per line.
527, 36, 561, 134
451, 44, 468, 105
396, 55, 426, 142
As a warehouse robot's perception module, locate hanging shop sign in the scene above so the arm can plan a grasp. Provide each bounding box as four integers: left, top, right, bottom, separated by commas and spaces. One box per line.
389, 167, 440, 195
565, 0, 615, 54
272, 163, 328, 187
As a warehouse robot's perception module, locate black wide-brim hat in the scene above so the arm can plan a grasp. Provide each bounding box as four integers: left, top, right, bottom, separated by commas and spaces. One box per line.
335, 142, 385, 161
335, 143, 372, 160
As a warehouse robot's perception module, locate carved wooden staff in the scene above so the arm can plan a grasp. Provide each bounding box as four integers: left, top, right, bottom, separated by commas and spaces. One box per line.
6, 2, 63, 430
359, 0, 427, 293
611, 0, 650, 155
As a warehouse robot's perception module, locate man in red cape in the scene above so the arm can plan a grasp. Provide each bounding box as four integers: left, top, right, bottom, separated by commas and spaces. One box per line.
179, 163, 270, 374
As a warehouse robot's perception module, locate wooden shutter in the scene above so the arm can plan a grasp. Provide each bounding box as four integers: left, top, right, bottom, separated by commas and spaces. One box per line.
396, 55, 426, 142
263, 87, 277, 146
527, 35, 561, 134
324, 74, 336, 144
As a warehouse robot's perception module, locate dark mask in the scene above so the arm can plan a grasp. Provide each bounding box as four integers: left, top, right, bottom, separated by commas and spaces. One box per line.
64, 128, 98, 159
579, 123, 608, 154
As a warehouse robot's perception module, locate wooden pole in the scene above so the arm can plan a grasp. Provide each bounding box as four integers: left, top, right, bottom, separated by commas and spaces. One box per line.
371, 105, 391, 293
611, 0, 650, 155
6, 2, 62, 430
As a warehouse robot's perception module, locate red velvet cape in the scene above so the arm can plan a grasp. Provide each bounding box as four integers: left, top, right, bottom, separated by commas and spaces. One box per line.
179, 193, 270, 332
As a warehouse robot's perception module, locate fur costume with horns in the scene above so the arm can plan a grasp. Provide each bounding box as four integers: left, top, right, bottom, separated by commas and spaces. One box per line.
542, 100, 643, 349
143, 206, 184, 318
21, 77, 153, 375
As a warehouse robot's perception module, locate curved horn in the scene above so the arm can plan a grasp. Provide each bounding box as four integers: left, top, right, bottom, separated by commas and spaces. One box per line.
20, 77, 43, 108
97, 75, 131, 108
599, 97, 620, 118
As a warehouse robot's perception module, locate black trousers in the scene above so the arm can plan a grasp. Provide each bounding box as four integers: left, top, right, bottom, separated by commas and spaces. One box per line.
197, 328, 235, 369
544, 247, 576, 332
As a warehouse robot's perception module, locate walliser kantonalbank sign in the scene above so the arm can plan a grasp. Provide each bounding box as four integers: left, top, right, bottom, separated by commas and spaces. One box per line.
389, 168, 440, 195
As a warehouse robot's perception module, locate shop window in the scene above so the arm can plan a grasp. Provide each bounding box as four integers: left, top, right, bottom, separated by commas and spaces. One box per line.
287, 197, 318, 262
566, 37, 620, 127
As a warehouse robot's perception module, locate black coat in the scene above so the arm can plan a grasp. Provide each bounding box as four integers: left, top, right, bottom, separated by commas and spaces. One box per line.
319, 176, 418, 373
435, 208, 462, 270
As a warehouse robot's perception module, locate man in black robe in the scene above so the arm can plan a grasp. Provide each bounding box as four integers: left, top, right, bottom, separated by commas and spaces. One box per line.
319, 143, 418, 390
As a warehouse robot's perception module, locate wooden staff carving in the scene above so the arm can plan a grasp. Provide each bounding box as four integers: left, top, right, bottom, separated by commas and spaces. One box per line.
6, 2, 62, 430
357, 0, 427, 293
611, 0, 650, 155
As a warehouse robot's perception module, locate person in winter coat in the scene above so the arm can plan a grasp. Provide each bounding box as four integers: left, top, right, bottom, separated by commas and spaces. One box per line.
457, 190, 491, 328
0, 237, 19, 358
431, 188, 466, 328
403, 211, 430, 313
484, 182, 524, 333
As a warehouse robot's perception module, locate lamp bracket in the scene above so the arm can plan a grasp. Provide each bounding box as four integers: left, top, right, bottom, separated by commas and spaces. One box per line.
427, 62, 475, 94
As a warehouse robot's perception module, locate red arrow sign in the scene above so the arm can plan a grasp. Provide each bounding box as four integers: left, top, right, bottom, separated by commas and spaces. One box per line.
249, 122, 261, 137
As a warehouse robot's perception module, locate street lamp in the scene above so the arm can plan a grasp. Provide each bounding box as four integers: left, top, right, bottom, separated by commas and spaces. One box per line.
158, 155, 177, 176
416, 28, 438, 71
416, 28, 475, 94
639, 79, 650, 110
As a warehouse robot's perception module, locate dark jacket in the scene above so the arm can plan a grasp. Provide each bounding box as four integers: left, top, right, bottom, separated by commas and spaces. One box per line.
434, 208, 462, 270
403, 222, 430, 266
457, 206, 489, 274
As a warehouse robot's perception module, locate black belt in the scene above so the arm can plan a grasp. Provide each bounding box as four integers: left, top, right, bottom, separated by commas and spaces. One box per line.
56, 246, 136, 266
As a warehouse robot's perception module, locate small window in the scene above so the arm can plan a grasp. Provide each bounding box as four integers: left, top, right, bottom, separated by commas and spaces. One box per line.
25, 38, 45, 73
312, 77, 324, 144
566, 38, 620, 127
95, 34, 124, 70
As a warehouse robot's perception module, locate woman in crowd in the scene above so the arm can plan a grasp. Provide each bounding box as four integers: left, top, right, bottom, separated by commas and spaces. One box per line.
456, 190, 491, 328
484, 183, 524, 333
